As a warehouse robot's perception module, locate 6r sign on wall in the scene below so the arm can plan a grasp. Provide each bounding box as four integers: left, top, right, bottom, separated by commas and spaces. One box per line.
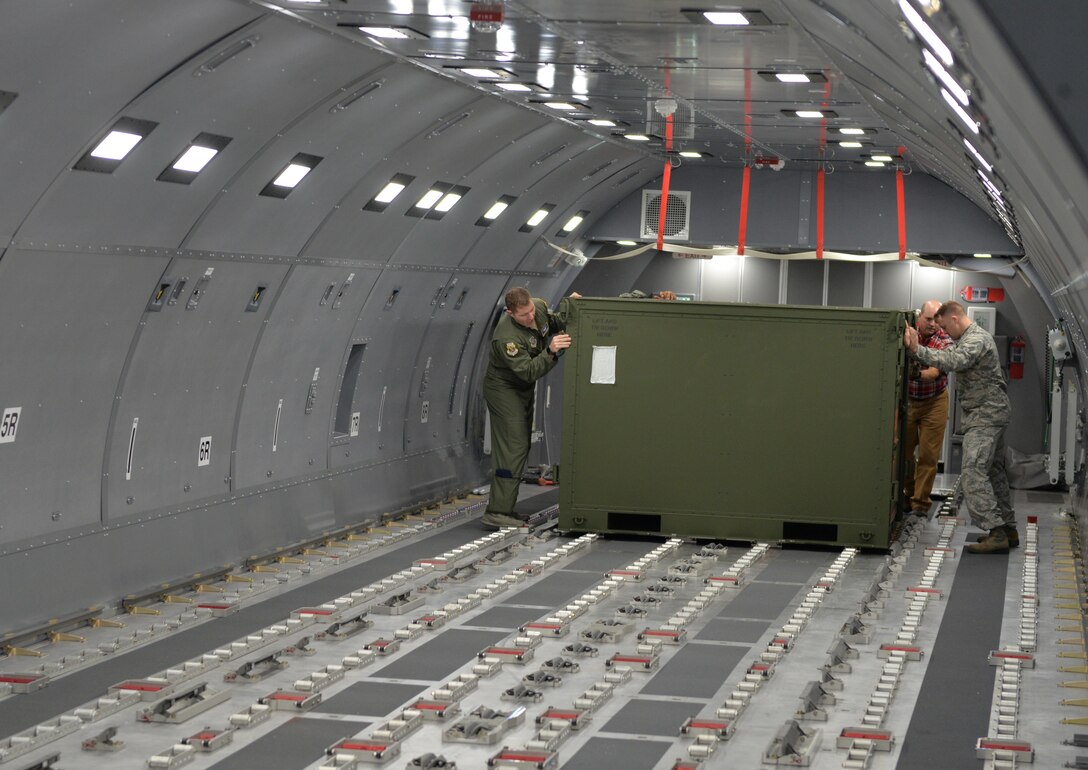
0, 407, 20, 443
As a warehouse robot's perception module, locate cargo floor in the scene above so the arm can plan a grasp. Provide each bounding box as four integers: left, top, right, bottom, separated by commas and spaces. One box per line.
0, 485, 1078, 769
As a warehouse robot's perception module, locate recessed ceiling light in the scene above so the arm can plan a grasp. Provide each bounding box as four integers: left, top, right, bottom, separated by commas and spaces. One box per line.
476, 194, 517, 227
942, 88, 979, 134
560, 213, 586, 233
898, 0, 953, 67
840, 128, 865, 135
415, 189, 444, 209
434, 192, 462, 212
460, 67, 504, 78
923, 48, 968, 106
172, 146, 219, 173
260, 153, 322, 198
973, 253, 992, 258
964, 138, 993, 173
519, 202, 555, 231
617, 240, 637, 246
977, 169, 1002, 198
483, 201, 509, 219
91, 130, 143, 160
364, 173, 415, 212
795, 110, 824, 118
545, 101, 576, 111
359, 26, 411, 39
625, 134, 651, 141
865, 160, 886, 167
496, 82, 532, 92
871, 154, 894, 162
776, 73, 811, 83
839, 141, 863, 148
588, 119, 616, 127
157, 132, 232, 184
703, 11, 749, 25
375, 181, 406, 203
679, 151, 703, 158
273, 164, 311, 188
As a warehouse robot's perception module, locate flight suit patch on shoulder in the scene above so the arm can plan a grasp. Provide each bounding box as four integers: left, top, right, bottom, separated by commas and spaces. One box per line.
505, 341, 519, 357
529, 338, 537, 349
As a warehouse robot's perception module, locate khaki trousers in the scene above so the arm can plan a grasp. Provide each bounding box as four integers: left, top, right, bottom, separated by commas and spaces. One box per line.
904, 389, 949, 512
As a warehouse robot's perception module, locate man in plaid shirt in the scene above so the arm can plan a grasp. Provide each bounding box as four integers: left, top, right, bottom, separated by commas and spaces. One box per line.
904, 300, 953, 516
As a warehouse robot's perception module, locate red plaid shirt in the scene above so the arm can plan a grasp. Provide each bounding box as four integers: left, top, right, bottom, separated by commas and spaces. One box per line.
909, 328, 952, 399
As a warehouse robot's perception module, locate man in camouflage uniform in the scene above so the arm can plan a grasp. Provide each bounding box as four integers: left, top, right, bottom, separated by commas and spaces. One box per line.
482, 287, 572, 528
904, 300, 1016, 553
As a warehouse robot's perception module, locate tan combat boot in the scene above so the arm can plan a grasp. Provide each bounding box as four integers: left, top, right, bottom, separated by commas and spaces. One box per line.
974, 524, 1019, 548
966, 527, 1010, 554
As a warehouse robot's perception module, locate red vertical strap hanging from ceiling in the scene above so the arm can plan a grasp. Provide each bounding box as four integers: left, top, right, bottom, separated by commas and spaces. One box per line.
655, 113, 675, 251
896, 167, 907, 259
737, 165, 751, 256
816, 167, 825, 259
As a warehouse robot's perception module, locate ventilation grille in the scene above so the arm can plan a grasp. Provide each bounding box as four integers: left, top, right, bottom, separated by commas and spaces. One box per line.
640, 189, 690, 241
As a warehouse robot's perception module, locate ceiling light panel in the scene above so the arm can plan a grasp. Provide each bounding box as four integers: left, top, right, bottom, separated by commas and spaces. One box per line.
682, 9, 772, 26
757, 71, 828, 84
158, 132, 232, 184
558, 210, 589, 235
259, 152, 322, 198
476, 194, 517, 227
406, 182, 470, 220
898, 0, 954, 66
520, 204, 555, 232
365, 173, 416, 212
73, 117, 158, 173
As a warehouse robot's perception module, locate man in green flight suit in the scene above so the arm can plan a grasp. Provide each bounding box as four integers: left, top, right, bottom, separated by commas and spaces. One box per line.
481, 287, 573, 528
904, 300, 1016, 553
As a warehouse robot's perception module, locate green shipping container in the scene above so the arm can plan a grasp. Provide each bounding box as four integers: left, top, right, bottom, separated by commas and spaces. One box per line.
559, 299, 909, 548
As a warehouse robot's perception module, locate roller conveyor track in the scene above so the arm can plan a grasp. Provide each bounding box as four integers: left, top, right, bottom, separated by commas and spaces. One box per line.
0, 488, 1080, 770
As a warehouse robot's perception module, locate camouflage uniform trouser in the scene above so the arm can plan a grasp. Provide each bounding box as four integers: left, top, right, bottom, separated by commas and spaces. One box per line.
483, 380, 534, 516
961, 424, 1015, 531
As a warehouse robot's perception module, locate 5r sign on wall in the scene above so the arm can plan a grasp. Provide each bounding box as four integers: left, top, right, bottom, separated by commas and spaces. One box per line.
0, 407, 21, 443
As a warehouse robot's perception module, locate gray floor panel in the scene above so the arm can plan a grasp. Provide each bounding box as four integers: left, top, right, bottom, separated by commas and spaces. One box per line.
558, 737, 671, 770
0, 520, 486, 736
895, 551, 1009, 770
602, 698, 701, 736
754, 552, 832, 583
208, 717, 360, 770
716, 581, 805, 620
373, 629, 507, 681
565, 540, 660, 572
694, 617, 771, 643
312, 681, 427, 717
509, 569, 606, 607
462, 605, 544, 629
639, 641, 747, 698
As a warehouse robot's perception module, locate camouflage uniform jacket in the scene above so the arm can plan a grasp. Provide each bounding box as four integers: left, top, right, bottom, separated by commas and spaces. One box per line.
485, 298, 569, 391
911, 322, 1010, 429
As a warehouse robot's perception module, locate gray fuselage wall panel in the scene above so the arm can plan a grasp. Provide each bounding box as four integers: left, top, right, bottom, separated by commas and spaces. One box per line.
0, 477, 334, 629
105, 260, 289, 519
401, 274, 508, 452
0, 0, 260, 243
233, 265, 381, 490
329, 271, 448, 469
298, 80, 488, 261
0, 251, 169, 545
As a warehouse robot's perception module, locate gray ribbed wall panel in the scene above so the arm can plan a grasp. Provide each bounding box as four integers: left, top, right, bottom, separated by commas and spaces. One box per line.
104, 259, 289, 519
233, 265, 381, 490
0, 251, 170, 544
0, 0, 260, 243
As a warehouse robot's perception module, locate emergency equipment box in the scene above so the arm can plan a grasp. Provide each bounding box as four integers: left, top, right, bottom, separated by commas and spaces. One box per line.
558, 298, 908, 548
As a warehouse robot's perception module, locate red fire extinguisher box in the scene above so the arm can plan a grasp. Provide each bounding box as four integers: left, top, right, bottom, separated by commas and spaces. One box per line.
1008, 336, 1026, 379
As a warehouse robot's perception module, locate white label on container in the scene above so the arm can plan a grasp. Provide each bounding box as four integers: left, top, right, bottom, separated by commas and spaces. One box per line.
198, 436, 212, 466
350, 412, 360, 437
590, 346, 617, 385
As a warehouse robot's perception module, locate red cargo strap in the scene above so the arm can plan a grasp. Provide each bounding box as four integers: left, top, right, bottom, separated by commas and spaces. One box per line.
816, 166, 825, 259
656, 113, 675, 251
738, 165, 751, 256
896, 167, 906, 259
